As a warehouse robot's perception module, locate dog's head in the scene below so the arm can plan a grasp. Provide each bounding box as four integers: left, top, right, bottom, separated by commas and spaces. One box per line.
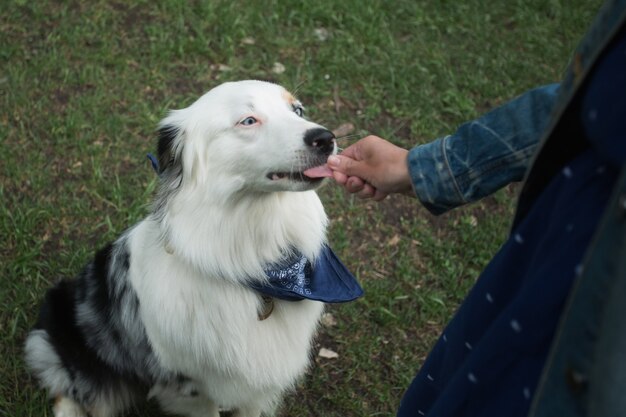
156, 80, 336, 195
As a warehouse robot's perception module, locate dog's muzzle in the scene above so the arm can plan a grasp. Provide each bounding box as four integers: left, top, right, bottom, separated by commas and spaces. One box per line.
303, 128, 335, 156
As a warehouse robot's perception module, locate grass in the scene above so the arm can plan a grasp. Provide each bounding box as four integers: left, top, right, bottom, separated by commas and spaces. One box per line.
0, 0, 602, 416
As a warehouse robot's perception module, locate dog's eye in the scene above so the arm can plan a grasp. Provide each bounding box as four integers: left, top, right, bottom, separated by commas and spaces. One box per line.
294, 106, 304, 118
239, 116, 258, 126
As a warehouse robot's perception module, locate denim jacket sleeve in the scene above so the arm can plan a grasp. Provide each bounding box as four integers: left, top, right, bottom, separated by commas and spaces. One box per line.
407, 84, 560, 215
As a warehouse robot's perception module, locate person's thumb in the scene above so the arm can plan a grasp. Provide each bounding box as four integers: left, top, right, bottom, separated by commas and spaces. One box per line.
327, 155, 365, 178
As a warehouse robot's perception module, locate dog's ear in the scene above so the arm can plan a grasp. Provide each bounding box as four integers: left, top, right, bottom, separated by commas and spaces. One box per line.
157, 125, 181, 174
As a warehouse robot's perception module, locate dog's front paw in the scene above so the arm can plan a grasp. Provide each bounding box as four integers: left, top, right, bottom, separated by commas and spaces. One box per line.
53, 397, 88, 417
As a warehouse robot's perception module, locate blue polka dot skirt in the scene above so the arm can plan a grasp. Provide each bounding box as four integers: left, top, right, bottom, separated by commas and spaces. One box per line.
397, 149, 617, 417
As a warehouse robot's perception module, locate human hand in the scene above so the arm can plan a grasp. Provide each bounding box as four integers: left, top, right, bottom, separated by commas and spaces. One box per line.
327, 135, 414, 201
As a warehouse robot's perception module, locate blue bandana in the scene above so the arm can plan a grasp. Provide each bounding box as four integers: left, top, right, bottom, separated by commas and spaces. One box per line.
249, 245, 364, 303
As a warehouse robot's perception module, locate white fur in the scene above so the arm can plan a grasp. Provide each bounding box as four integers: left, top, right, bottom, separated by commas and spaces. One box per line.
53, 397, 88, 417
133, 81, 331, 415
25, 330, 74, 399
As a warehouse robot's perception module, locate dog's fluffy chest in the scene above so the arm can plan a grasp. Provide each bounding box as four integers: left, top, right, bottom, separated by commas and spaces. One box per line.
127, 221, 324, 393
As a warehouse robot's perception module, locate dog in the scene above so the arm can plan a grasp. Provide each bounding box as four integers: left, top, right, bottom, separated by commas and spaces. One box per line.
24, 80, 362, 417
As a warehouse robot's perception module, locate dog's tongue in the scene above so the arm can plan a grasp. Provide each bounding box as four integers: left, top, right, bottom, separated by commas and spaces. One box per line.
303, 164, 333, 178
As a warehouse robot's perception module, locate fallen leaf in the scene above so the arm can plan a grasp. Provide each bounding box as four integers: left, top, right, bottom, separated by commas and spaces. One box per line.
272, 62, 286, 74
313, 27, 329, 41
388, 234, 401, 247
318, 348, 339, 359
211, 64, 232, 72
320, 313, 337, 327
332, 123, 355, 138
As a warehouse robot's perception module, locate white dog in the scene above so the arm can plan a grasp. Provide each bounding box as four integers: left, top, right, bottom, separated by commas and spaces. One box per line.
25, 80, 362, 417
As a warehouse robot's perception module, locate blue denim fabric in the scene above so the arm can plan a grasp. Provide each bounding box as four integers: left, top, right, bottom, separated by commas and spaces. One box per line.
529, 17, 626, 417
515, 0, 626, 226
528, 167, 626, 417
401, 1, 626, 416
408, 84, 559, 215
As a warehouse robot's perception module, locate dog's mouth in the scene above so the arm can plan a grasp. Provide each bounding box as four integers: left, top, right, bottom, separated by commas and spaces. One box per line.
266, 171, 322, 182
267, 164, 333, 182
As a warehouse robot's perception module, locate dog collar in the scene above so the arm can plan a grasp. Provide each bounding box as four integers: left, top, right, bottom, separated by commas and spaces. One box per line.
249, 245, 364, 306
147, 153, 160, 174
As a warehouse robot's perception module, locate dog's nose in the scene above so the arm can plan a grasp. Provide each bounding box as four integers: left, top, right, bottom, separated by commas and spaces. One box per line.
303, 128, 336, 156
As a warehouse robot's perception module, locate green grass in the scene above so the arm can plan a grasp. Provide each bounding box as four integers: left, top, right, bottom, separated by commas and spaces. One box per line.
1, 0, 601, 416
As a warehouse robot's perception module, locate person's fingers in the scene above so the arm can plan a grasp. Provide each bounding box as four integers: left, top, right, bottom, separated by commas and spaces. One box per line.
335, 140, 363, 161
346, 176, 365, 193
372, 189, 388, 201
332, 170, 349, 185
327, 155, 365, 178
357, 183, 376, 199
329, 135, 412, 199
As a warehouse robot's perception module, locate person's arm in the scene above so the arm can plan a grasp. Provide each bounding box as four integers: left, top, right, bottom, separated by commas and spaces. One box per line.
410, 84, 559, 214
